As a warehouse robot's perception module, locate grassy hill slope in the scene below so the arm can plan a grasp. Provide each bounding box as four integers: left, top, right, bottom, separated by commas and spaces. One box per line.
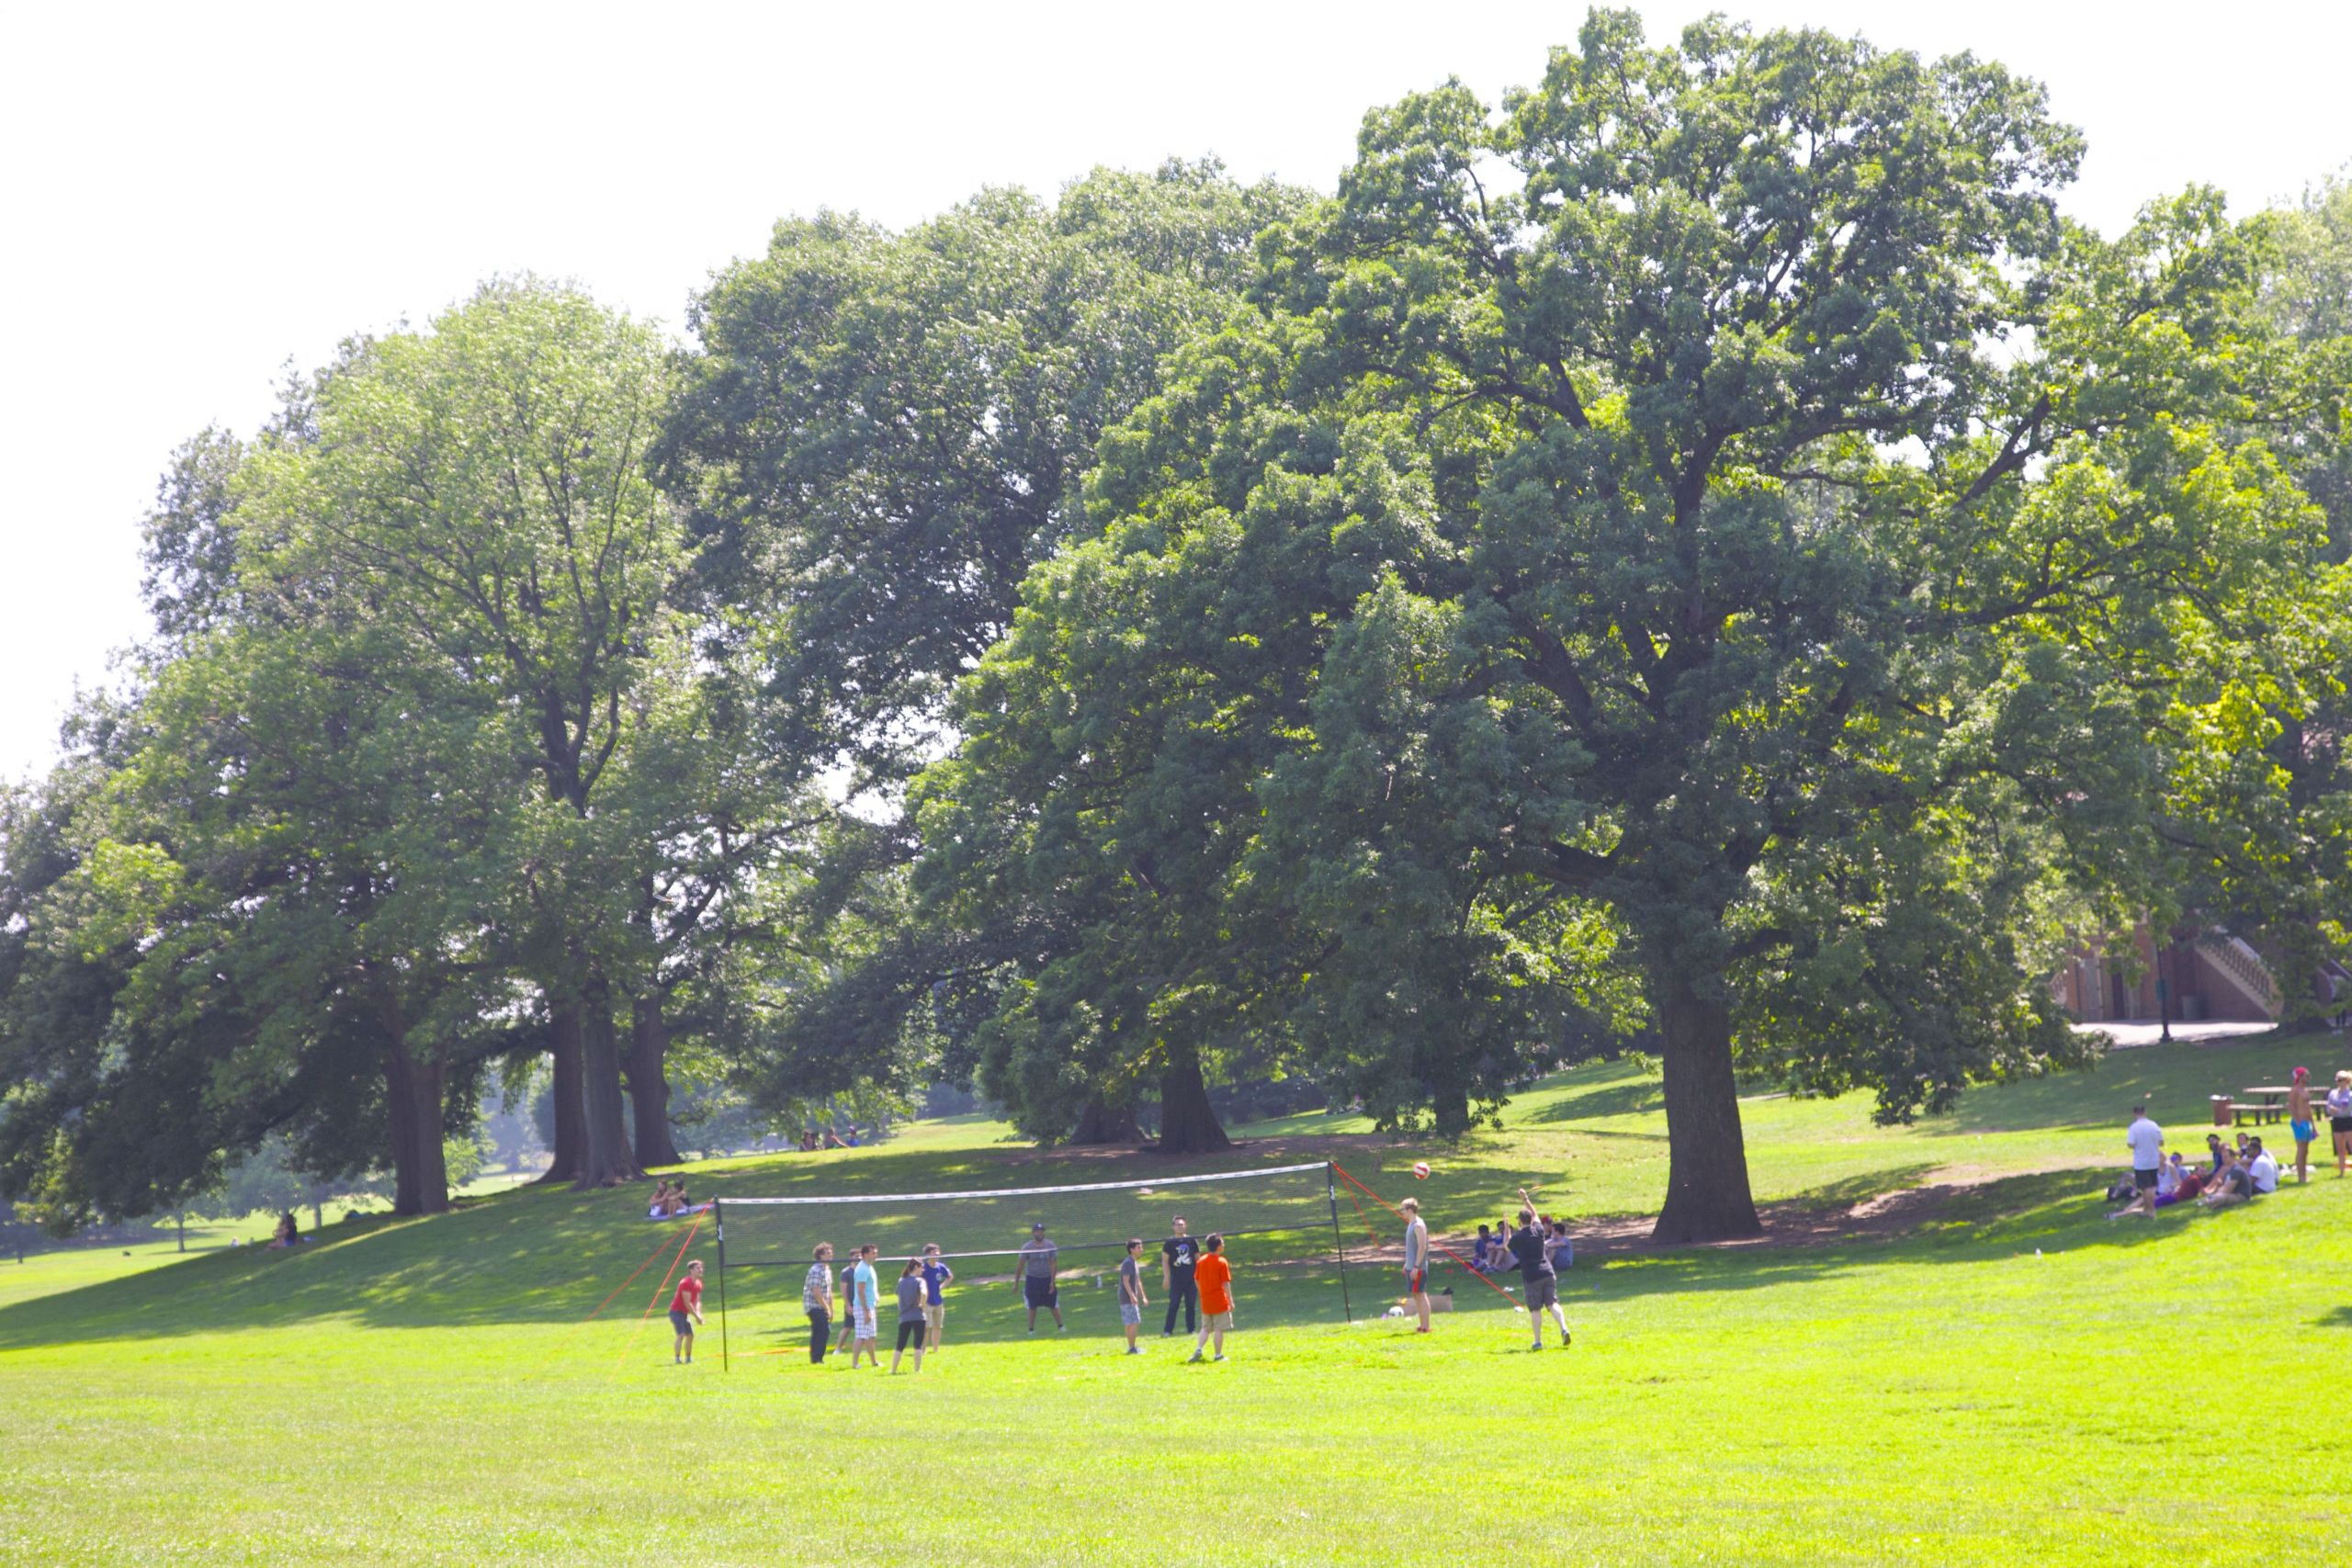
3, 1039, 2346, 1564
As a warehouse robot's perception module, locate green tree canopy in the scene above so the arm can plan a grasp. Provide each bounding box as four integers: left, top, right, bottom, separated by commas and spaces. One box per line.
913, 12, 2336, 1233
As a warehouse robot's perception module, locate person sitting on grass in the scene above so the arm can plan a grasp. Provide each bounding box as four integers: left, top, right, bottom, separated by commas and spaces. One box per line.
889, 1257, 928, 1374
2205, 1132, 2228, 1173
1547, 1216, 1573, 1273
1117, 1237, 1149, 1354
2109, 1163, 2206, 1217
2154, 1156, 2180, 1198
2245, 1136, 2279, 1194
1186, 1234, 1234, 1363
1471, 1224, 1502, 1274
269, 1212, 300, 1248
670, 1260, 706, 1364
2199, 1148, 2256, 1210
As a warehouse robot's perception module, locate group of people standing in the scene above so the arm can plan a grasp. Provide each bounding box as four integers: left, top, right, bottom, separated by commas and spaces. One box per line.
1398, 1186, 1572, 1350
802, 1240, 956, 1372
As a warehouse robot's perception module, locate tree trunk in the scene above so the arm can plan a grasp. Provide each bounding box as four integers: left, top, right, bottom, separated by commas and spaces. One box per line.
1069, 1095, 1143, 1145
384, 1042, 421, 1215
1650, 967, 1762, 1244
572, 972, 644, 1190
627, 995, 684, 1169
383, 1046, 450, 1216
1430, 1086, 1472, 1139
176, 1211, 186, 1253
537, 1004, 587, 1185
1155, 1039, 1230, 1156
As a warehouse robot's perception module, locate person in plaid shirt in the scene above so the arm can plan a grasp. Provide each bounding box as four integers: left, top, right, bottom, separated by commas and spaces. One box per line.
803, 1242, 836, 1364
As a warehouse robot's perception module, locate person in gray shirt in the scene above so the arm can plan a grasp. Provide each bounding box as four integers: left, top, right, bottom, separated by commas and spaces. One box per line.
890, 1257, 928, 1373
1016, 1222, 1063, 1331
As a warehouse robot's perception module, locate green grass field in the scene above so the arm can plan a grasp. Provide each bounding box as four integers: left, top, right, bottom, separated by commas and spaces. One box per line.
5, 1036, 2349, 1564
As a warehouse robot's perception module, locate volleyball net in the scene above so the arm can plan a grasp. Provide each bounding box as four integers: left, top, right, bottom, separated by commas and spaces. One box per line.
707, 1160, 1354, 1365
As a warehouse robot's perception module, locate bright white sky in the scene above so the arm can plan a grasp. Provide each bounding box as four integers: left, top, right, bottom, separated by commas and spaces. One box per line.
2, 0, 2345, 781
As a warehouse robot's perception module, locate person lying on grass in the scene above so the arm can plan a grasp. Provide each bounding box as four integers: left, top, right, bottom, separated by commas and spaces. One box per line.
670, 1260, 706, 1364
2109, 1164, 2206, 1217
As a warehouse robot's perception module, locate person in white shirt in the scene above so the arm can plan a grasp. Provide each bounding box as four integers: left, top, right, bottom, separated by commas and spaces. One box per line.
2155, 1155, 2182, 1197
2245, 1137, 2280, 1194
2124, 1106, 2165, 1193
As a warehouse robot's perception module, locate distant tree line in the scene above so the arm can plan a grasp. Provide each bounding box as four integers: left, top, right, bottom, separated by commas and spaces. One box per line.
3, 12, 2346, 1241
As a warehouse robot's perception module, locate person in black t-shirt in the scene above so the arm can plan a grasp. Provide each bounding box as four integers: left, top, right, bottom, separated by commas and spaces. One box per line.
1509, 1188, 1570, 1350
1160, 1214, 1200, 1337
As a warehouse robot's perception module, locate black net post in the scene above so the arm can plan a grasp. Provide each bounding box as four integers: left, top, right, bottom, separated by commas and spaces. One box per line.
1328, 1163, 1351, 1324
715, 1199, 730, 1372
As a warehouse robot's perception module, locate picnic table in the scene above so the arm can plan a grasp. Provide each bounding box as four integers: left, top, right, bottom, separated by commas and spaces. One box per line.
2240, 1088, 2297, 1123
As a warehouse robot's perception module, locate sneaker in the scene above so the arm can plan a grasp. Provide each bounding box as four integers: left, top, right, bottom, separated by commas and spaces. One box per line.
1186, 1351, 1204, 1363
1125, 1347, 1140, 1355
1212, 1354, 1226, 1362
1530, 1341, 1543, 1351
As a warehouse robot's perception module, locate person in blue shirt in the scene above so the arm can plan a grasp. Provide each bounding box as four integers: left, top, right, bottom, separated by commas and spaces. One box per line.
848, 1244, 881, 1368
919, 1243, 955, 1349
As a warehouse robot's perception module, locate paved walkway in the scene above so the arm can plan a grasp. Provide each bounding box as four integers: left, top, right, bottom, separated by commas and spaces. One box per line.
2073, 1019, 2278, 1050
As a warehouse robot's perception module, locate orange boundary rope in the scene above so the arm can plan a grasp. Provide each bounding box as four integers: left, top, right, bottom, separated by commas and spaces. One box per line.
609, 1211, 707, 1379
1329, 1161, 1523, 1306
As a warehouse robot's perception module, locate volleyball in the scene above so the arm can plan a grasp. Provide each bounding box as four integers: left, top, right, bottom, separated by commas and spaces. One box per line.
1412, 1161, 1430, 1179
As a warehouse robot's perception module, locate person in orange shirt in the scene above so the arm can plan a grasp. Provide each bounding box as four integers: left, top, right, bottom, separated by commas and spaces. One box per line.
1185, 1234, 1234, 1363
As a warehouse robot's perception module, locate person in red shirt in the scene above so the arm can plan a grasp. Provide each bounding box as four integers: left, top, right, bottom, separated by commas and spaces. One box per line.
1185, 1234, 1234, 1363
670, 1260, 707, 1365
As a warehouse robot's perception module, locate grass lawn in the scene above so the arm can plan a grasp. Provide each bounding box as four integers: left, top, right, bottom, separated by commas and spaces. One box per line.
4, 1034, 2348, 1563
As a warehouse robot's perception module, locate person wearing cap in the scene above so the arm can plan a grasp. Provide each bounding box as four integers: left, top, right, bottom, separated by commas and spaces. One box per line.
1015, 1222, 1063, 1332
2287, 1067, 2316, 1184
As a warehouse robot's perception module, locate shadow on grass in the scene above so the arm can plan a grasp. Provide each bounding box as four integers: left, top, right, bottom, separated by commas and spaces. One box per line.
1573, 1166, 2260, 1305
1779, 1163, 1941, 1212
0, 1142, 1374, 1350
1522, 1076, 1665, 1122
1921, 1038, 2331, 1138
2315, 1305, 2352, 1330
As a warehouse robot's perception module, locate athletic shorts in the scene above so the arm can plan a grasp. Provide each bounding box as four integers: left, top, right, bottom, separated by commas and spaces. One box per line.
2291, 1120, 2315, 1143
1203, 1311, 1233, 1333
669, 1309, 694, 1337
923, 1303, 944, 1331
2333, 1117, 2352, 1136
1522, 1276, 1558, 1310
2132, 1168, 2160, 1191
1405, 1268, 1427, 1293
896, 1320, 924, 1351
1023, 1277, 1058, 1308
1119, 1303, 1142, 1326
